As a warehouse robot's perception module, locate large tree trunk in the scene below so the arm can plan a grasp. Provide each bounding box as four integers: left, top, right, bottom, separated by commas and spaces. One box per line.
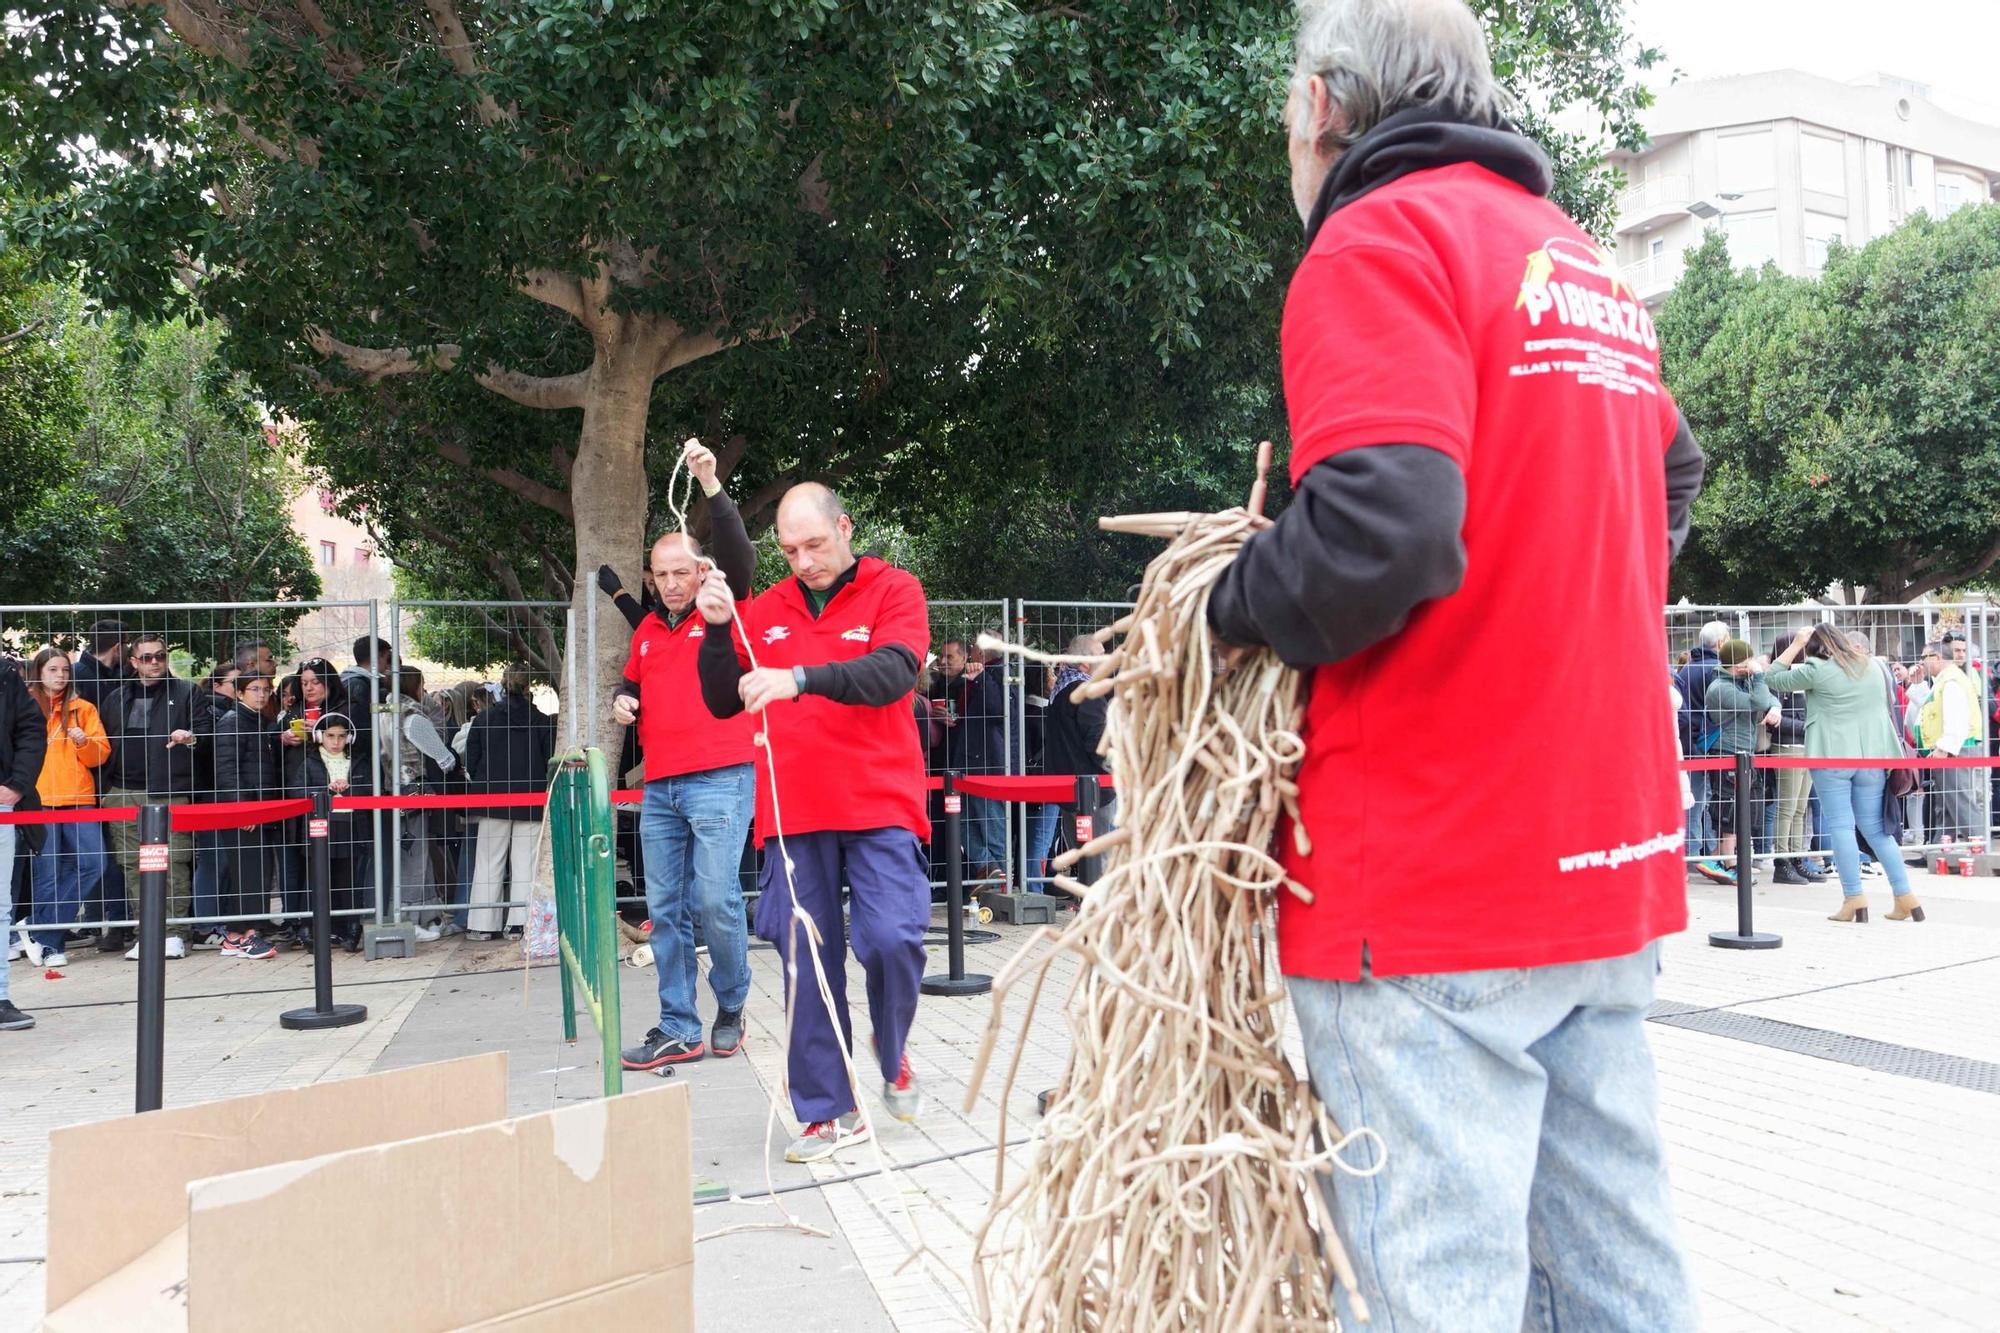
566, 324, 665, 765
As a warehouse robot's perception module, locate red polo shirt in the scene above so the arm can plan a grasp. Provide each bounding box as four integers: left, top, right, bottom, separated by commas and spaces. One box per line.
729, 557, 931, 845
1278, 162, 1686, 981
623, 611, 757, 781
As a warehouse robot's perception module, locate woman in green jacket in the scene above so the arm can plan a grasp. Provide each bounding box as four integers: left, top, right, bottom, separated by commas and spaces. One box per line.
1766, 624, 1920, 924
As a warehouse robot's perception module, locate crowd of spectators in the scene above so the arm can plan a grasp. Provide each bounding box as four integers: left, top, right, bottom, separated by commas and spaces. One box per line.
2, 620, 556, 1010
1675, 619, 1996, 889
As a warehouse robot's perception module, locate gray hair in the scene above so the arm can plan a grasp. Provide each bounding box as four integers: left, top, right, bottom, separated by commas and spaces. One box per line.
1291, 0, 1509, 148
1698, 620, 1730, 649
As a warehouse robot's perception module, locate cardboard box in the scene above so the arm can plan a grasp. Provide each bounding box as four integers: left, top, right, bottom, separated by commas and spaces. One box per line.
43, 1054, 694, 1331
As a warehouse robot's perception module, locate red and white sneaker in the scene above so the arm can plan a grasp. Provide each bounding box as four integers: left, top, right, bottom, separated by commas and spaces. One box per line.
883, 1052, 923, 1123
785, 1112, 870, 1164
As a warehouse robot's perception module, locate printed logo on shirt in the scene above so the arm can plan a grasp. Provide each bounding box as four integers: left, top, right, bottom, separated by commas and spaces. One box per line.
639, 641, 650, 657
1513, 236, 1656, 352
688, 626, 705, 639
762, 626, 790, 645
840, 625, 872, 644
1508, 235, 1663, 399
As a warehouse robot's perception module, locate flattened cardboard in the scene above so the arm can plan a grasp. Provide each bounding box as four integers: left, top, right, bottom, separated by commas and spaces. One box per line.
184, 1083, 692, 1332
44, 1054, 509, 1314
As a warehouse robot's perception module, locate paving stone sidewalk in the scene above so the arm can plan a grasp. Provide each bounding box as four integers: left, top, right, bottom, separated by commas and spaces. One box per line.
4, 865, 2000, 1330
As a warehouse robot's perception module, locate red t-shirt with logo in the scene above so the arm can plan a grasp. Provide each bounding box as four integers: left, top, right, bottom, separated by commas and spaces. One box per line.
1277, 162, 1686, 982
728, 557, 931, 846
624, 612, 758, 781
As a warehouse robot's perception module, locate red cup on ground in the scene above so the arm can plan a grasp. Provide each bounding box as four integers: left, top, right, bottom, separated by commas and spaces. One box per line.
1943, 834, 1957, 851
1973, 838, 1987, 857
1935, 856, 1951, 876
1962, 858, 1976, 877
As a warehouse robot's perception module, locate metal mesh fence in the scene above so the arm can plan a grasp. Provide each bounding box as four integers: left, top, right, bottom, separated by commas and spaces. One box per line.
922, 600, 1011, 888
1011, 601, 1133, 890
1671, 603, 1994, 880
0, 602, 381, 947
385, 600, 572, 936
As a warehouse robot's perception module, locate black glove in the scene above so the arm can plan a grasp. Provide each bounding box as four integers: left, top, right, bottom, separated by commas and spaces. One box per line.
596, 564, 624, 599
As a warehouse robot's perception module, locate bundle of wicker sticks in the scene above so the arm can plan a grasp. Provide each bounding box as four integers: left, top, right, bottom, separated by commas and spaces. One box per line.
963, 445, 1380, 1331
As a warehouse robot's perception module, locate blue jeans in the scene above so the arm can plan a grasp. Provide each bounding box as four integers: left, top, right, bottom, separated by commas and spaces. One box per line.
28, 820, 106, 952
193, 830, 223, 926
962, 793, 1005, 871
1, 817, 15, 1003
1682, 769, 1714, 859
1020, 802, 1060, 885
1809, 768, 1912, 899
1291, 944, 1694, 1332
640, 764, 755, 1043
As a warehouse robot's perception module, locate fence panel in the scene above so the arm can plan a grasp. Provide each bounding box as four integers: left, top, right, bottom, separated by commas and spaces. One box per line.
917, 600, 1012, 888
385, 599, 570, 935
1671, 602, 1994, 877
1011, 601, 1134, 890
0, 601, 381, 947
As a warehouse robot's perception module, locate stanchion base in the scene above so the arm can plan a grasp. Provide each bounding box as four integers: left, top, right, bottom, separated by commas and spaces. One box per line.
921, 972, 993, 997
1708, 930, 1783, 950
280, 1002, 369, 1030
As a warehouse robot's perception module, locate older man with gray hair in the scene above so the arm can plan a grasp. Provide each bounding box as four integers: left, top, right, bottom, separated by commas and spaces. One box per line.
1207, 1, 1702, 1327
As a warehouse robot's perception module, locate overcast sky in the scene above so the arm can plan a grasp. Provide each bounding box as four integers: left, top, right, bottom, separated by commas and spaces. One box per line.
1625, 0, 2000, 125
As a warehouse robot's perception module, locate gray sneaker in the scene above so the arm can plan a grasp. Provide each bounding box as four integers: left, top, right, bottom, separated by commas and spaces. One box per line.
710, 1008, 745, 1058
785, 1112, 870, 1164
883, 1052, 923, 1123
0, 1000, 34, 1031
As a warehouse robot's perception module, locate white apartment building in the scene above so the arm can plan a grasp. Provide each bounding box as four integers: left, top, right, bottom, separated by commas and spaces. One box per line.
1607, 70, 2000, 303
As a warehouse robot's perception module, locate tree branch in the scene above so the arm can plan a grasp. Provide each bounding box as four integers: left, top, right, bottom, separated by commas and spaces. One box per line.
1896, 533, 2000, 604
519, 268, 586, 322
423, 0, 506, 126
430, 439, 575, 521
475, 364, 590, 411
0, 318, 47, 353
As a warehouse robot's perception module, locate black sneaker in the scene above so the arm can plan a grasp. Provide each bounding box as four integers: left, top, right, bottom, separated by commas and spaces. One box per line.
621, 1027, 704, 1071
97, 927, 131, 953
711, 1009, 745, 1058
0, 1000, 34, 1031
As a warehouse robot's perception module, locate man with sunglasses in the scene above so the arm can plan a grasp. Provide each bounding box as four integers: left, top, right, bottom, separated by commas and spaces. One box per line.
98, 633, 210, 957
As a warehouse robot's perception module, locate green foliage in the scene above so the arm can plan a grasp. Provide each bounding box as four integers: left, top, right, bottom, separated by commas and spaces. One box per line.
1662, 208, 2000, 604
0, 276, 320, 614
2, 0, 1662, 611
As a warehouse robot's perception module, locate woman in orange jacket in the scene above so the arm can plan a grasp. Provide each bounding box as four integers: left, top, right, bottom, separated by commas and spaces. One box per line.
18, 647, 111, 967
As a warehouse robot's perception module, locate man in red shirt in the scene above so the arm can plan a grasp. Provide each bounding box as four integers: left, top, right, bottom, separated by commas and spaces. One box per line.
696, 482, 933, 1165
1206, 2, 1704, 1328
613, 441, 759, 1070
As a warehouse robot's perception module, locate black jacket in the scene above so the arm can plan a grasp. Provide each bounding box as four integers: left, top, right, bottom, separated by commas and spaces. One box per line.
932, 668, 1007, 775
301, 745, 373, 855
71, 651, 128, 712
463, 695, 555, 822
101, 675, 210, 796
0, 670, 48, 812
212, 701, 286, 802
1042, 679, 1109, 779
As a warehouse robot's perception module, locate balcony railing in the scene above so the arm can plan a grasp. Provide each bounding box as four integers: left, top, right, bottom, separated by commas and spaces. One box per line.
1616, 173, 1692, 232
1621, 251, 1686, 300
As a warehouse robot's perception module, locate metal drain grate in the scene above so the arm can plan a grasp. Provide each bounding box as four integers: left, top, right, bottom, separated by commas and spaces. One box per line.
1647, 1005, 2000, 1095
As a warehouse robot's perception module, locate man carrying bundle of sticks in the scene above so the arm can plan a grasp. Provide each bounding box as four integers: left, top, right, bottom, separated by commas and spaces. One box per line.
1207, 1, 1706, 1328
697, 482, 933, 1164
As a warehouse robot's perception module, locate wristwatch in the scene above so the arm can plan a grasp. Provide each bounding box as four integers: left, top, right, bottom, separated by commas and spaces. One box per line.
792, 666, 808, 696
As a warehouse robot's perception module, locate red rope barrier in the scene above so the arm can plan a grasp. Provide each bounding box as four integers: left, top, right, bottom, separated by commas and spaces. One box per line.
0, 799, 311, 829
955, 774, 1118, 803
1680, 755, 1999, 772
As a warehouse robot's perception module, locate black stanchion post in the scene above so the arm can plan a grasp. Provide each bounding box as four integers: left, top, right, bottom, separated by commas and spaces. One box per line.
1710, 750, 1782, 950
1073, 774, 1103, 888
282, 790, 369, 1030
923, 772, 992, 997
135, 804, 169, 1113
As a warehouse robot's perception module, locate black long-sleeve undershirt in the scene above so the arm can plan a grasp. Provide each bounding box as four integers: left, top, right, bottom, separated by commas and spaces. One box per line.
697, 560, 921, 717
616, 491, 760, 701
1207, 415, 1706, 670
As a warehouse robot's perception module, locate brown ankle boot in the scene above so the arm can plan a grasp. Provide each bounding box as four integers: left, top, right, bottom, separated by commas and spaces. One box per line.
1828, 896, 1870, 923
1886, 894, 1926, 922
